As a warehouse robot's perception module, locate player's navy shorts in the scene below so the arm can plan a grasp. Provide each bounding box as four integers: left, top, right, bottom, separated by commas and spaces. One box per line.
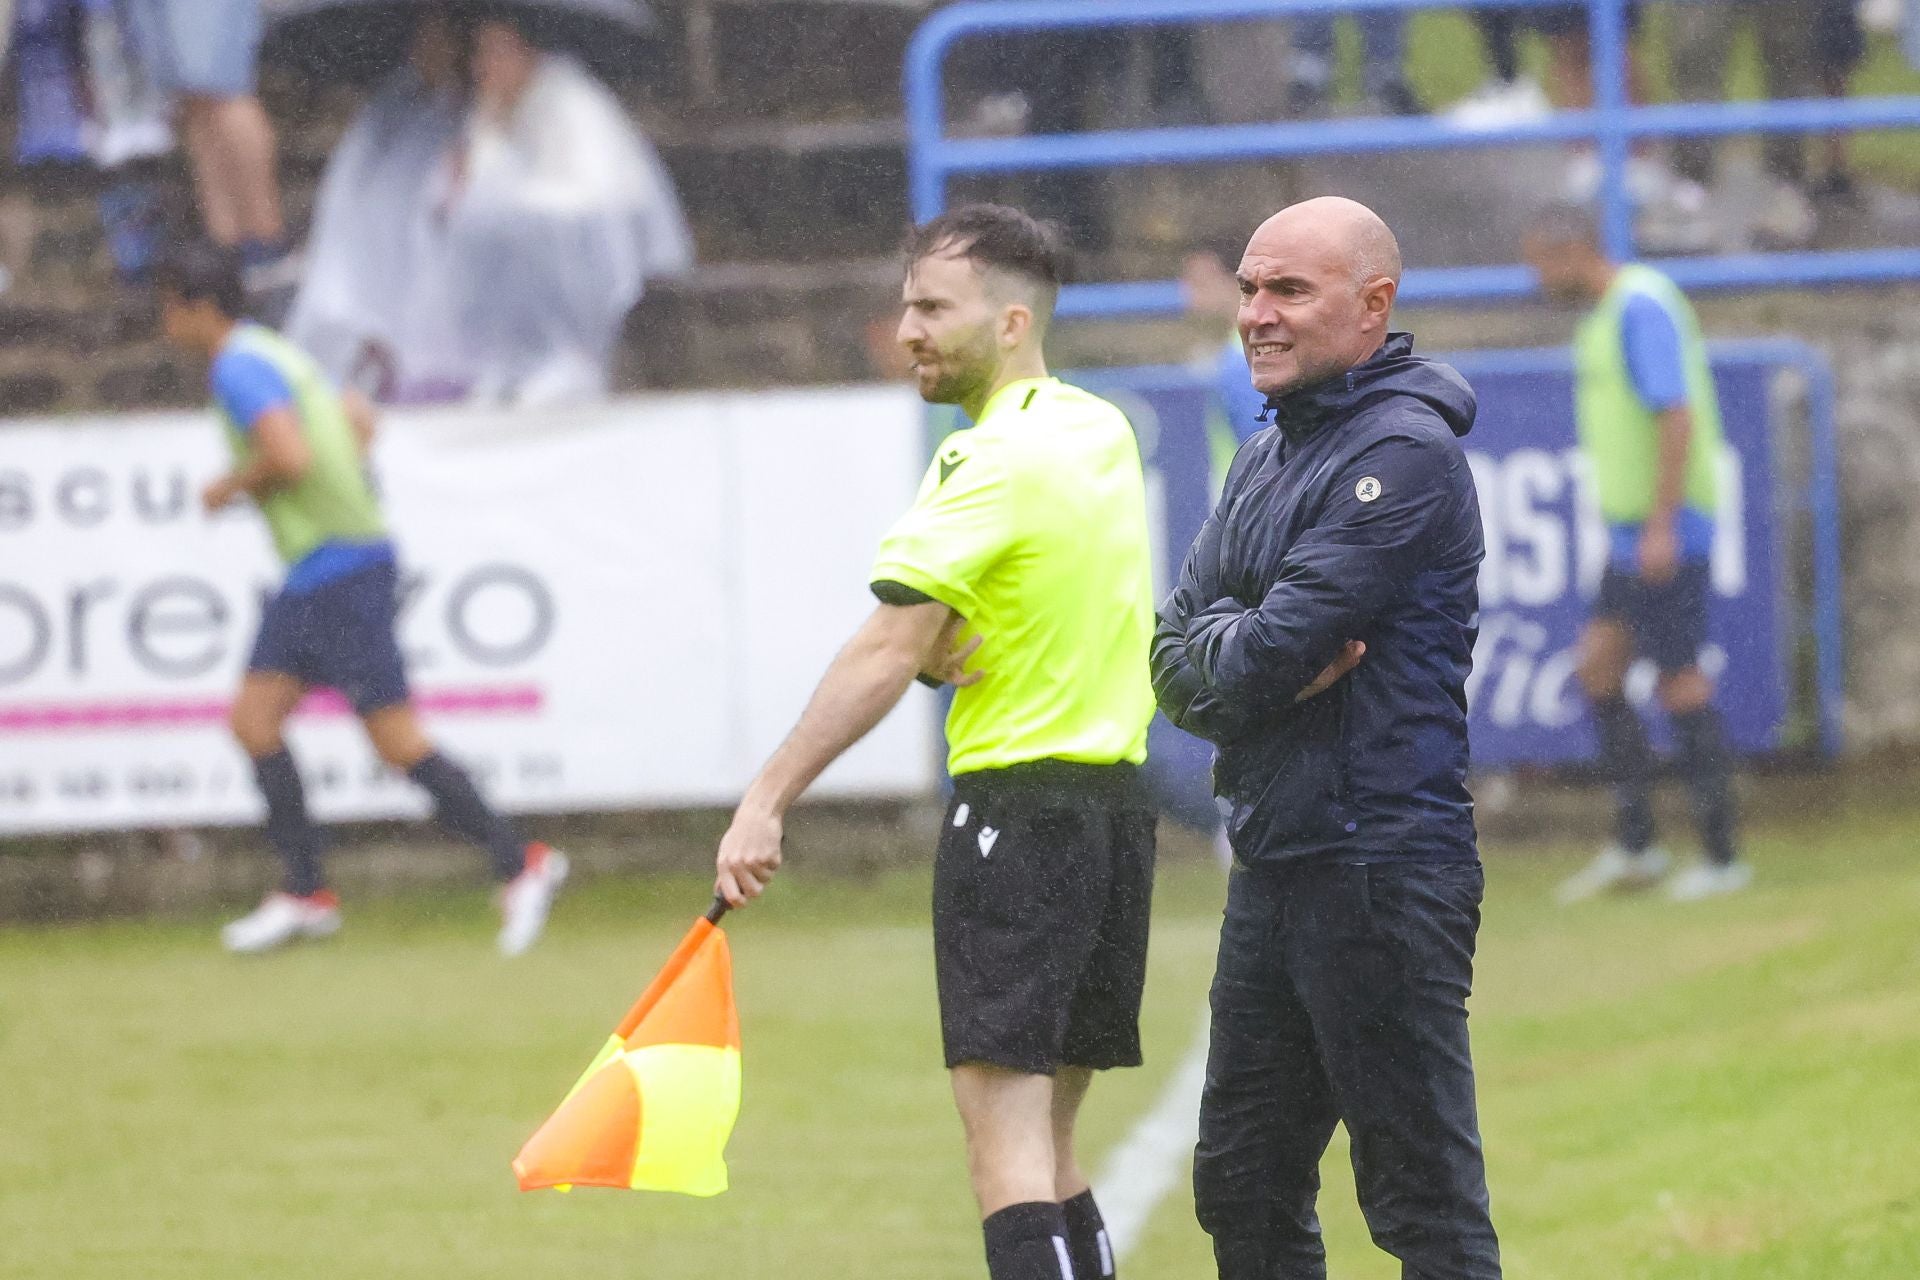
248, 559, 410, 713
1596, 560, 1710, 673
933, 760, 1157, 1075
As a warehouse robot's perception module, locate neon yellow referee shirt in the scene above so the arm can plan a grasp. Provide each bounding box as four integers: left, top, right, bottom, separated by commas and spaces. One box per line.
871, 377, 1155, 776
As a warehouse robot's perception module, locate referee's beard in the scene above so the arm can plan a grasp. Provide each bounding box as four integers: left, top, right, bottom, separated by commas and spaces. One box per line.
911, 332, 999, 410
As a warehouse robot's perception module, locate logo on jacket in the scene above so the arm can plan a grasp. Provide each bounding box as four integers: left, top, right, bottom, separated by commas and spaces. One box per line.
1355, 476, 1382, 503
978, 826, 1000, 858
939, 448, 966, 485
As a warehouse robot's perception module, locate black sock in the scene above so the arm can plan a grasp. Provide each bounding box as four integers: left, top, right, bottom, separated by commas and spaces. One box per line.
1672, 707, 1739, 866
1590, 694, 1656, 852
252, 749, 329, 896
983, 1201, 1075, 1280
1062, 1190, 1114, 1279
406, 752, 526, 881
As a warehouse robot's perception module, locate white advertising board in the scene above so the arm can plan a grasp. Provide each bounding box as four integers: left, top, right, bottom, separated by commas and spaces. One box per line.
0, 388, 937, 834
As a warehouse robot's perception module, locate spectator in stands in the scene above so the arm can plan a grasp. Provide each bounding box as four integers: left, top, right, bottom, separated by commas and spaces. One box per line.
398, 14, 693, 406
950, 25, 1121, 250
288, 11, 691, 406
1286, 8, 1417, 116
1447, 8, 1552, 128
285, 6, 468, 395
1669, 0, 1826, 246
1531, 3, 1648, 116
124, 0, 294, 294
1812, 0, 1867, 201
9, 0, 172, 284
1530, 4, 1714, 250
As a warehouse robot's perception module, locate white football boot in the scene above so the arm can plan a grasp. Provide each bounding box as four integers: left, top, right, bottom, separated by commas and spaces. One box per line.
498, 843, 570, 957
221, 890, 343, 953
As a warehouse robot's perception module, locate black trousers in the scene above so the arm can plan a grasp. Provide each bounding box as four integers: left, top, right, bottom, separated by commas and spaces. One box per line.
1193, 860, 1501, 1280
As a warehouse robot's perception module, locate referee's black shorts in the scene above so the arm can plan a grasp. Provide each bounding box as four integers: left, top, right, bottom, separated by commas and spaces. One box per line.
933, 760, 1157, 1076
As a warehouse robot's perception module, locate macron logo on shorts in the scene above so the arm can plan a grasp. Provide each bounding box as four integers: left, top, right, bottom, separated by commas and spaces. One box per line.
978, 826, 1000, 858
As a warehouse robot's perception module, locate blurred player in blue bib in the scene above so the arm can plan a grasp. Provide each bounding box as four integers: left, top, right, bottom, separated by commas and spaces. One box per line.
156, 242, 569, 955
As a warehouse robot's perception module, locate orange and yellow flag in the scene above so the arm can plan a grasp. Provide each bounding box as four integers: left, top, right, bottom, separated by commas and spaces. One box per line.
513, 903, 741, 1197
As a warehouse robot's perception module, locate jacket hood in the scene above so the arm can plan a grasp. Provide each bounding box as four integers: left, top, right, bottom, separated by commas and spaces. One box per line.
1261, 331, 1477, 439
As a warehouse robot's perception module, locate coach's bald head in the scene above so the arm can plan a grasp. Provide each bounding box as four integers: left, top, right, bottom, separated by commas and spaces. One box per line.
1236, 197, 1402, 397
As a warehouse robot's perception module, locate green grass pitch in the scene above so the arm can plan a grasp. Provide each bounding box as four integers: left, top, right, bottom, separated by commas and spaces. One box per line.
3, 799, 1918, 1278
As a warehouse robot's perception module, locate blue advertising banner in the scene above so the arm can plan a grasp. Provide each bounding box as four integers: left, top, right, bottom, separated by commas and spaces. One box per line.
1078, 349, 1808, 821
1451, 356, 1786, 769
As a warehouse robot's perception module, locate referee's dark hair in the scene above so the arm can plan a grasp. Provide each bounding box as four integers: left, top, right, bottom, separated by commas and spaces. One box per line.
904, 203, 1070, 321
153, 240, 248, 320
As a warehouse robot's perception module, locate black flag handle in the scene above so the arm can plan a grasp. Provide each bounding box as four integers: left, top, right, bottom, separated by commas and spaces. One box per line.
704, 894, 731, 925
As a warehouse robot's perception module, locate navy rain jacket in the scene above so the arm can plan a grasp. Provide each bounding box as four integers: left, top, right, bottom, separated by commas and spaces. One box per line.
1151, 332, 1485, 866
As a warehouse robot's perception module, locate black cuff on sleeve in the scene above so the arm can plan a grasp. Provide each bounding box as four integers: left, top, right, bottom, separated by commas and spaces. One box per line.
870, 579, 937, 607
873, 580, 944, 685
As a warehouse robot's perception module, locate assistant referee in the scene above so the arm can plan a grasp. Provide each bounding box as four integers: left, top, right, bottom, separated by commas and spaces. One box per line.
713, 203, 1157, 1280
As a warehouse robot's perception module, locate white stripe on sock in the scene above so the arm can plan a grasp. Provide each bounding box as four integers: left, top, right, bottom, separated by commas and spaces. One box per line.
1051, 1234, 1075, 1280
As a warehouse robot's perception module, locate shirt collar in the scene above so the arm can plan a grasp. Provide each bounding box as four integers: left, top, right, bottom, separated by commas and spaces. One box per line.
1259, 333, 1415, 441
976, 376, 1058, 424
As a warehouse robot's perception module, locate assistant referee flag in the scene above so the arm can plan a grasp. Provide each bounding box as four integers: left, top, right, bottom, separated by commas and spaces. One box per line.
513, 906, 741, 1196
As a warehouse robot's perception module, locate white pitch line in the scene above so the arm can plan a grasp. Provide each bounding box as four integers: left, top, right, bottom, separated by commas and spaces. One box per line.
1092, 1013, 1211, 1262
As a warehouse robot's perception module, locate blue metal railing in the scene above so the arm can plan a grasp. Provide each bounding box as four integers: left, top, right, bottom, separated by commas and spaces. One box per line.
904, 0, 1920, 316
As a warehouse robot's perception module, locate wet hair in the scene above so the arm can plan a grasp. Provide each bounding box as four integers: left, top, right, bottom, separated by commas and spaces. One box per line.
153, 240, 247, 319
1526, 200, 1601, 248
903, 203, 1069, 321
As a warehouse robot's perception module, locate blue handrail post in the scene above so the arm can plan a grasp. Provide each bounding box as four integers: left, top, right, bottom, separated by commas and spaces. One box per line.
1590, 0, 1634, 260
904, 9, 956, 222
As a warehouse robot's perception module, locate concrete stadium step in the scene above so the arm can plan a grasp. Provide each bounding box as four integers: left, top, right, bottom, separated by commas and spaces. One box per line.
663, 0, 930, 121
660, 126, 908, 262
620, 255, 901, 388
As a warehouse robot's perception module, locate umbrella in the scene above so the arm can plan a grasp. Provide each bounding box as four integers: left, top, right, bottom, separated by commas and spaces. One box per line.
260, 0, 657, 85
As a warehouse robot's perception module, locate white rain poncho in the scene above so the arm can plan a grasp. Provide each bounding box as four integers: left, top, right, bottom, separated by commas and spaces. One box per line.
290, 53, 693, 406
403, 53, 692, 406
285, 66, 463, 392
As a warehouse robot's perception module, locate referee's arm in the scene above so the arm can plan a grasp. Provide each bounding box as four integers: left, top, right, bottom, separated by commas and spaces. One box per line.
715, 600, 955, 906
717, 433, 1011, 906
